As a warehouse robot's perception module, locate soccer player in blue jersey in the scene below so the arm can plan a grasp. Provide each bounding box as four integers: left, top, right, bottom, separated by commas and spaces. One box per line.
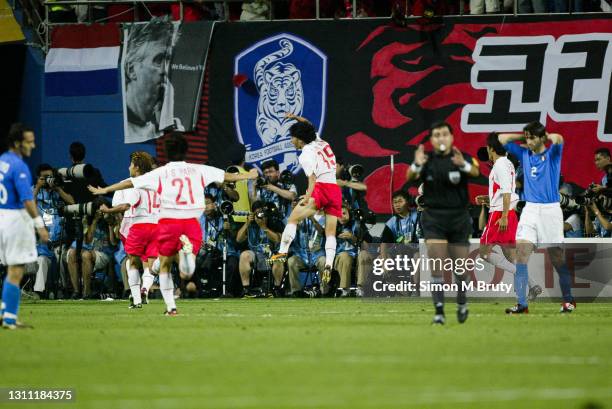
0, 124, 49, 329
500, 121, 575, 314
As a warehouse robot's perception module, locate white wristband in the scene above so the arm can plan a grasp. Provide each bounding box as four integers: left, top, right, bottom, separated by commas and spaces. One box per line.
459, 161, 472, 173
410, 163, 423, 173
33, 216, 45, 229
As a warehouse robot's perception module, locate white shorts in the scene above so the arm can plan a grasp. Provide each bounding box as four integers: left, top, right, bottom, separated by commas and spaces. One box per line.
516, 202, 564, 245
0, 209, 38, 266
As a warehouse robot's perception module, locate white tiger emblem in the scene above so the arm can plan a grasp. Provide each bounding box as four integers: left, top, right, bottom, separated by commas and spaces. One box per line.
254, 39, 304, 146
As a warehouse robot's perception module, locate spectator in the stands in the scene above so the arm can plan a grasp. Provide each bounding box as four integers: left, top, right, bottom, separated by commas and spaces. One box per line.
519, 0, 547, 12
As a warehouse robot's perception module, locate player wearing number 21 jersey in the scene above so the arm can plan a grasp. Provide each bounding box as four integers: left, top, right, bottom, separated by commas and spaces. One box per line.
269, 115, 342, 284
89, 133, 258, 315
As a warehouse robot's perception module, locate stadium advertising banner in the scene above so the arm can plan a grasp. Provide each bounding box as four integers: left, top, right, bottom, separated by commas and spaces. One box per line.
122, 18, 214, 143
207, 15, 612, 213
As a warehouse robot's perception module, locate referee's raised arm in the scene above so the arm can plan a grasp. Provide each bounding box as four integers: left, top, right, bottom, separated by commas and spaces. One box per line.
406, 144, 428, 182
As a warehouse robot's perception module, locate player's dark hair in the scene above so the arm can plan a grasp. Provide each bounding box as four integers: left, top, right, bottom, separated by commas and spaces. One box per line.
36, 163, 53, 176
289, 121, 316, 144
69, 141, 86, 162
164, 132, 188, 161
130, 151, 154, 174
523, 121, 546, 138
486, 132, 506, 156
595, 147, 610, 158
429, 121, 453, 136
5, 123, 34, 151
261, 159, 279, 171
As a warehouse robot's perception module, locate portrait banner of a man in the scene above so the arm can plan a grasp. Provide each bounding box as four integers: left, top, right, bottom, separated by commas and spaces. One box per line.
121, 17, 214, 143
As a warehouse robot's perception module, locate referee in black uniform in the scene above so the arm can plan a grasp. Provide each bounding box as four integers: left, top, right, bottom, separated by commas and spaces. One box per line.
406, 121, 480, 325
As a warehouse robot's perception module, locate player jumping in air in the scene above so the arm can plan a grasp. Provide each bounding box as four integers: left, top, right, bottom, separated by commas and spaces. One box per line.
269, 114, 342, 284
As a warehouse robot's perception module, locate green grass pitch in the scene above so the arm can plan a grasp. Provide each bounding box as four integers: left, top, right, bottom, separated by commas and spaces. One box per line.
1, 299, 611, 409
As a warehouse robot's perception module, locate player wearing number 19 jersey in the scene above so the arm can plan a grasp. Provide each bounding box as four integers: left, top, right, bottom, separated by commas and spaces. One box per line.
89, 133, 258, 315
270, 115, 342, 283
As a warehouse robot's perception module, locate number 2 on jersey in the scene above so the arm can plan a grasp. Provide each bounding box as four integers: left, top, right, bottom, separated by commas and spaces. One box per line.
172, 177, 195, 205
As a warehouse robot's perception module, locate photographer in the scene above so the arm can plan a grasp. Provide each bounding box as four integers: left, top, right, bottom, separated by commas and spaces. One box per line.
195, 194, 241, 297
380, 191, 422, 295
31, 164, 75, 296
67, 207, 118, 299
336, 158, 367, 209
205, 181, 239, 207
593, 148, 610, 194
236, 200, 285, 297
255, 159, 297, 221
585, 201, 612, 237
334, 202, 373, 297
62, 142, 106, 204
287, 198, 326, 296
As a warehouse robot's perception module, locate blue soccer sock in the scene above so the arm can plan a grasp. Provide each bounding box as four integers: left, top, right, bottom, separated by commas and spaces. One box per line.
556, 263, 574, 303
1, 280, 21, 325
515, 264, 529, 307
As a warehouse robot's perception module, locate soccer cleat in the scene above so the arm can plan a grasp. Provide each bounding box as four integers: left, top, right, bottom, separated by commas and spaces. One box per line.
321, 266, 332, 284
164, 308, 178, 316
129, 303, 142, 309
457, 304, 469, 324
560, 301, 576, 313
505, 304, 529, 314
356, 287, 364, 297
179, 235, 193, 254
528, 285, 543, 301
2, 321, 33, 330
432, 314, 445, 325
141, 288, 149, 305
268, 253, 288, 264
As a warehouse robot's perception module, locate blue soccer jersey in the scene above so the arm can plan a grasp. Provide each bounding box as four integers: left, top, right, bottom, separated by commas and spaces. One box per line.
504, 142, 562, 204
0, 151, 33, 209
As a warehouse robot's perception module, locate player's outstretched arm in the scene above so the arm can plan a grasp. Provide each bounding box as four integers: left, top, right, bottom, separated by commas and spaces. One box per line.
285, 112, 312, 125
407, 145, 427, 182
224, 168, 258, 183
88, 179, 134, 195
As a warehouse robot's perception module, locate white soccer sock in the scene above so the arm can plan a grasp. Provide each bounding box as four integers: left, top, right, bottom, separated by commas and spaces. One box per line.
127, 268, 142, 305
279, 223, 297, 254
159, 272, 177, 312
178, 250, 196, 278
151, 258, 160, 275
485, 252, 516, 274
325, 236, 337, 267
142, 267, 155, 292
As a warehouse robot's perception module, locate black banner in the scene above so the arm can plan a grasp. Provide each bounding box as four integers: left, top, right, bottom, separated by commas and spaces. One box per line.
207, 15, 612, 213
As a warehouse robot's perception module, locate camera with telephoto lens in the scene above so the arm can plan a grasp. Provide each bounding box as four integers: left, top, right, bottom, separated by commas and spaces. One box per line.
219, 201, 249, 218
279, 170, 294, 185
57, 164, 95, 180
255, 176, 268, 189
559, 192, 581, 211
58, 200, 100, 218
255, 202, 280, 220
350, 208, 376, 224
43, 170, 64, 189
340, 164, 364, 181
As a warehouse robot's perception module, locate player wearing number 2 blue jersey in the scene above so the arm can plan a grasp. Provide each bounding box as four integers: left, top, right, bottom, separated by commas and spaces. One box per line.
0, 124, 49, 330
500, 121, 575, 315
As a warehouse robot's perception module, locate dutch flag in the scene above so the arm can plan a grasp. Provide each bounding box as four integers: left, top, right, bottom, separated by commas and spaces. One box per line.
44, 24, 120, 97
